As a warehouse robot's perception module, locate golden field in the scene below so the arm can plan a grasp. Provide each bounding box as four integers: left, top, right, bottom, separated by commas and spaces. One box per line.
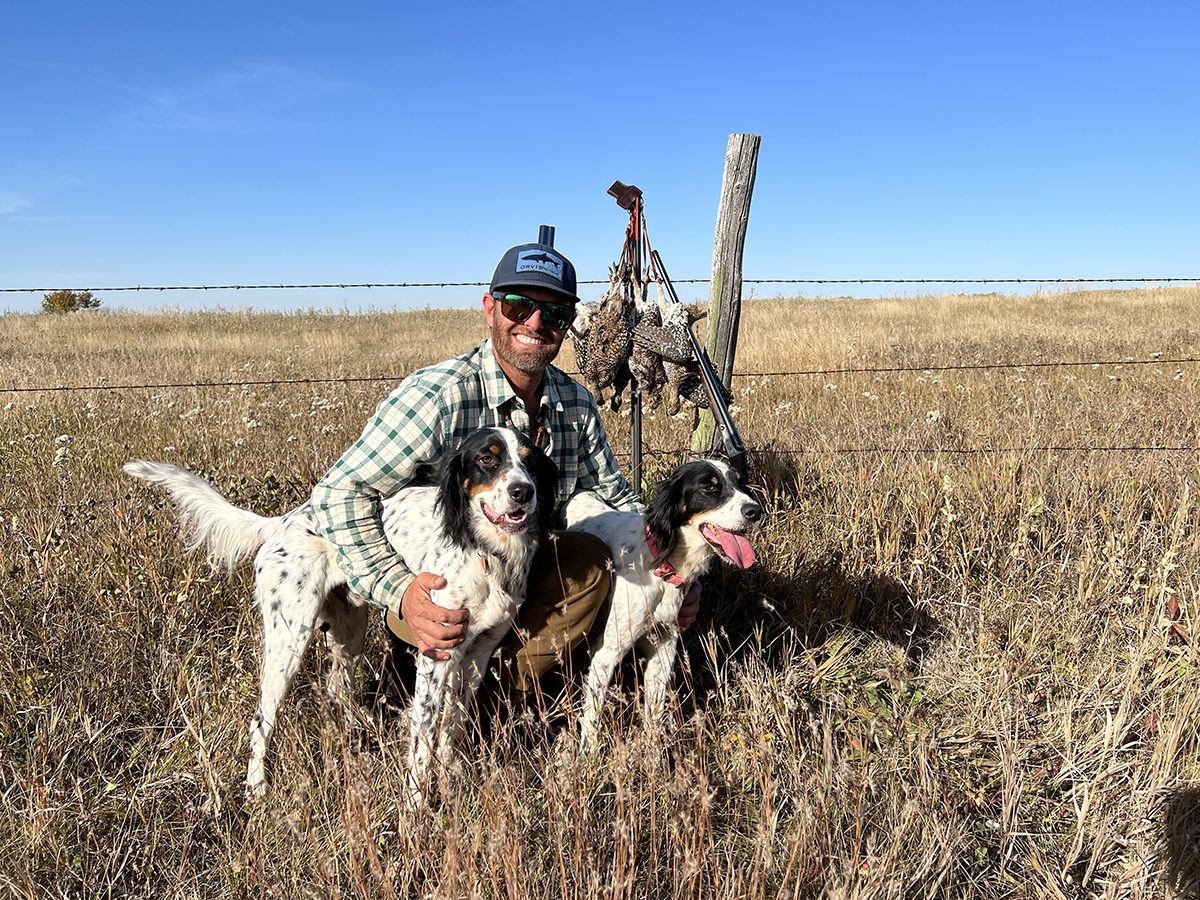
1, 288, 1198, 898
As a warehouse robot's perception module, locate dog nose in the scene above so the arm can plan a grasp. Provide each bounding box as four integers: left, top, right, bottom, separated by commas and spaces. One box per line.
742, 501, 763, 523
508, 482, 533, 505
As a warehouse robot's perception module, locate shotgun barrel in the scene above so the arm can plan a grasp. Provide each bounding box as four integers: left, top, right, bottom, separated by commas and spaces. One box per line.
651, 250, 748, 477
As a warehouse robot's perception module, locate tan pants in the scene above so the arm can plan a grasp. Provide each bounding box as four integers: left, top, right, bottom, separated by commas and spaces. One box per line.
384, 531, 613, 693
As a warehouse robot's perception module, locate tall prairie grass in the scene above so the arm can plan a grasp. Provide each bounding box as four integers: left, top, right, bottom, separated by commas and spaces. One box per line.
1, 288, 1198, 898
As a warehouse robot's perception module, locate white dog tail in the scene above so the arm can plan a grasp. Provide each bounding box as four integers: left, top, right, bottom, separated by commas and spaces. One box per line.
123, 460, 284, 571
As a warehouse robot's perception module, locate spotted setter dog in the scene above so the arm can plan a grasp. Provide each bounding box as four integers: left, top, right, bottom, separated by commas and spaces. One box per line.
124, 427, 556, 801
565, 458, 762, 750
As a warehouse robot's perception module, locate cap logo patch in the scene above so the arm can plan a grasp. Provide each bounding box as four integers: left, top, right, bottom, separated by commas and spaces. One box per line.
516, 249, 564, 282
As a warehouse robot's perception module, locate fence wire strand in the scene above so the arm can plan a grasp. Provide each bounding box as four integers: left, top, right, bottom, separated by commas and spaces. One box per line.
5, 276, 1200, 294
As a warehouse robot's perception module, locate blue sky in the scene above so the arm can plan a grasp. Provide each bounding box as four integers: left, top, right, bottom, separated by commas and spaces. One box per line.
3, 1, 1197, 312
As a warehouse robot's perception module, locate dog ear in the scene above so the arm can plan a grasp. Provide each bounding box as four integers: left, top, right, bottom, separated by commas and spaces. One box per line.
646, 467, 687, 561
532, 447, 559, 533
436, 444, 473, 548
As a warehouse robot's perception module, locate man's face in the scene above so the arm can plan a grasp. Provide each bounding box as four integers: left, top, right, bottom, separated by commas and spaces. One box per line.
484, 287, 575, 376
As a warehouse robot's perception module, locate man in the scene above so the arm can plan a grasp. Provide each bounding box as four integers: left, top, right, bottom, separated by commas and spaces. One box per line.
311, 231, 698, 696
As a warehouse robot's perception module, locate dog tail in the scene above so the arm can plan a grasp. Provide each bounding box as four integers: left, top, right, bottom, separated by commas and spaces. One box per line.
123, 460, 284, 571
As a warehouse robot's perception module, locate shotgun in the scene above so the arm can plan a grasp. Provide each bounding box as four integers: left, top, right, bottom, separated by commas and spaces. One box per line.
651, 250, 748, 478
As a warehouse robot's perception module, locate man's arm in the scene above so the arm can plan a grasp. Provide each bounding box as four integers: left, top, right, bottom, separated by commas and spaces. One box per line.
575, 403, 643, 513
310, 381, 449, 614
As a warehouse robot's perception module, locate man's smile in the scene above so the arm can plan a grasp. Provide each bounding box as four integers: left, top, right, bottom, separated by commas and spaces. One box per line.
513, 332, 552, 347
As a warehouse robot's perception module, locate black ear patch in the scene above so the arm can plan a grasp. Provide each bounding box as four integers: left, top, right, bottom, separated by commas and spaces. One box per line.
646, 466, 690, 561
436, 437, 475, 548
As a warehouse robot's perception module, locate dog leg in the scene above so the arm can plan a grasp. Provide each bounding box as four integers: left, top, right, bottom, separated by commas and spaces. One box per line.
318, 584, 369, 700
246, 558, 323, 800
438, 625, 506, 770
406, 655, 452, 806
579, 631, 624, 755
637, 627, 679, 728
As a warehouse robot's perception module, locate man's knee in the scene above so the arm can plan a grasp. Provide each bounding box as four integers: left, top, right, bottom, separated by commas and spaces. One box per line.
528, 531, 613, 610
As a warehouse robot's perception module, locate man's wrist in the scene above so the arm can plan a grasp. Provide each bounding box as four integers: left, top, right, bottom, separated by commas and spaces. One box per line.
375, 568, 416, 617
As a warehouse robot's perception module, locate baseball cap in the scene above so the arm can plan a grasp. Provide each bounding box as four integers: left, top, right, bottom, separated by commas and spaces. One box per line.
489, 238, 579, 304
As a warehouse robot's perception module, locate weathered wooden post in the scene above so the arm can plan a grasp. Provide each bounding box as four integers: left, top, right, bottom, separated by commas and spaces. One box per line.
692, 133, 761, 455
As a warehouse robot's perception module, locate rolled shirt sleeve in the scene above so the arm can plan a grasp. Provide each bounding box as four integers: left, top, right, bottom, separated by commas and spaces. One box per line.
310, 380, 451, 614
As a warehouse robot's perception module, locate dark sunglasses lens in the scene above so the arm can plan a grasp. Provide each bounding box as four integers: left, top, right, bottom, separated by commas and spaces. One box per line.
499, 296, 534, 323
499, 294, 574, 329
541, 303, 574, 329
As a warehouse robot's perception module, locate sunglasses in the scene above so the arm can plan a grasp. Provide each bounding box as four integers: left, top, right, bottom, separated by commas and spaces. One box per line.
493, 292, 576, 331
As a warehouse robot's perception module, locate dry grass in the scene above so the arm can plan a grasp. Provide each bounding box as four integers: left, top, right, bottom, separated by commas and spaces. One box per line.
2, 288, 1198, 898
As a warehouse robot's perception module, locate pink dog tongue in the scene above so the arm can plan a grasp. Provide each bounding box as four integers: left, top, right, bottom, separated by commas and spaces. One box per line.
702, 525, 756, 569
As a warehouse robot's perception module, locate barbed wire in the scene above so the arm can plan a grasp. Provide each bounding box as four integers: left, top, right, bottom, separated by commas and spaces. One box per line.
620, 444, 1200, 460
732, 355, 1197, 379
4, 276, 1200, 294
4, 442, 1195, 516
2, 375, 398, 394
4, 354, 1195, 395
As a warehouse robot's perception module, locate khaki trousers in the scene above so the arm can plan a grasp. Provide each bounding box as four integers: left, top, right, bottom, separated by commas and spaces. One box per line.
384, 531, 613, 693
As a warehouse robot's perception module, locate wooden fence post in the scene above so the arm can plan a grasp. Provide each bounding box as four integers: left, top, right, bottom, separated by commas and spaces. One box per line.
692, 133, 761, 455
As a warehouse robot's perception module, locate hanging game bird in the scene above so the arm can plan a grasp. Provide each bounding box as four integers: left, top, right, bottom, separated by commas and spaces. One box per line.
572, 267, 732, 416
628, 303, 667, 411
572, 264, 635, 410
631, 298, 715, 415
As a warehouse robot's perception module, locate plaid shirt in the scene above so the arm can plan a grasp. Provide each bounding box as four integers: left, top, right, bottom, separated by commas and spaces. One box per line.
310, 338, 641, 614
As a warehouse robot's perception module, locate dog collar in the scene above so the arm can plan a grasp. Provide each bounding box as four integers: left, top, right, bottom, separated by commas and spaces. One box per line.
644, 524, 688, 588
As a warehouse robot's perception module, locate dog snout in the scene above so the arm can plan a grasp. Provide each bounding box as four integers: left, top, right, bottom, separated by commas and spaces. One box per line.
742, 500, 764, 524
508, 481, 533, 505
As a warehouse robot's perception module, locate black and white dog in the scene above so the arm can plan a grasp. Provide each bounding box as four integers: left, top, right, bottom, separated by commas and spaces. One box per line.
565, 458, 763, 750
124, 428, 556, 801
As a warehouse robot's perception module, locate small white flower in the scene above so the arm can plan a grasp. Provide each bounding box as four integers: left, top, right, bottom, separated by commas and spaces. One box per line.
56, 434, 73, 445
52, 446, 70, 467
3, 402, 14, 411
162, 445, 176, 452
926, 410, 941, 424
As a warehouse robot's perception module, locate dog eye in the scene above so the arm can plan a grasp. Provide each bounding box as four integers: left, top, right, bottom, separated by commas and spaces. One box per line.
478, 454, 497, 468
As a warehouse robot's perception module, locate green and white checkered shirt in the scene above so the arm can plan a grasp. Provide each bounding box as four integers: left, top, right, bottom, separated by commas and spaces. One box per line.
310, 338, 641, 614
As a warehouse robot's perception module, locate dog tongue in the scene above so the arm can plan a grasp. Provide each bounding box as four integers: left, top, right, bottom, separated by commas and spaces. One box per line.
701, 525, 756, 569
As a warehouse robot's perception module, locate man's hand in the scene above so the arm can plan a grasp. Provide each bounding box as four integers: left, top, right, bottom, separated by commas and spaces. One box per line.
401, 572, 468, 660
677, 581, 702, 632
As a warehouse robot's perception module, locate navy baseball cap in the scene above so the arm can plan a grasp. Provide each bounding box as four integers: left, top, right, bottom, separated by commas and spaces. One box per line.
490, 241, 580, 304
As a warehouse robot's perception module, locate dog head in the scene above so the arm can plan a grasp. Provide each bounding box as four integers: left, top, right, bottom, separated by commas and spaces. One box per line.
645, 458, 763, 578
437, 427, 558, 551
